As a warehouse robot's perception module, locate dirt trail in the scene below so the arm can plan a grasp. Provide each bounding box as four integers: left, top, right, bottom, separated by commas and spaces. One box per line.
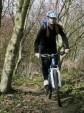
0, 85, 84, 113
0, 76, 84, 113
1, 85, 83, 113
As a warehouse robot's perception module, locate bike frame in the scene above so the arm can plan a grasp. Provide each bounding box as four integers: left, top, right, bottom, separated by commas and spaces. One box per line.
41, 52, 64, 107
49, 55, 61, 89
41, 53, 63, 89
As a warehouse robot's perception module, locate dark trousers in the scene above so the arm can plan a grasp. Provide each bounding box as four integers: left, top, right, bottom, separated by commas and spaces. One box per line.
41, 56, 59, 80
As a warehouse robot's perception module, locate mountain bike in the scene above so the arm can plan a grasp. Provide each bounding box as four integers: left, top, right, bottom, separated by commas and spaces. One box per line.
41, 52, 65, 107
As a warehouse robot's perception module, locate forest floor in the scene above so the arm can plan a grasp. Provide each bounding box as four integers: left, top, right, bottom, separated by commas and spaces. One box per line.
0, 70, 84, 113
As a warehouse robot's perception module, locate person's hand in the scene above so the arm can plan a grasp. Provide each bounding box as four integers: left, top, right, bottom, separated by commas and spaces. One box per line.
60, 49, 69, 61
35, 53, 40, 58
65, 49, 69, 54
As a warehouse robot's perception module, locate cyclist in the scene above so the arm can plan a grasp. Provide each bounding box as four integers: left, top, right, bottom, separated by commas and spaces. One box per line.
34, 10, 69, 89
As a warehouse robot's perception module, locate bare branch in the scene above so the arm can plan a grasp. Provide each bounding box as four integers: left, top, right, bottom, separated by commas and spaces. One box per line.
68, 24, 84, 38
58, 0, 66, 20
0, 0, 2, 27
70, 32, 84, 49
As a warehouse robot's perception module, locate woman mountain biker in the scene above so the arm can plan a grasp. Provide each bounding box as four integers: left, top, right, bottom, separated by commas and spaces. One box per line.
34, 10, 69, 89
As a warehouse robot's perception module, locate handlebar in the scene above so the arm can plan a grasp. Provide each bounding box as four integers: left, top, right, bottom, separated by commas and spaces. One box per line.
40, 51, 65, 58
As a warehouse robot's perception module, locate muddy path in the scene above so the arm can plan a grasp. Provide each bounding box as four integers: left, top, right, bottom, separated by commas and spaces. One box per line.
0, 85, 84, 113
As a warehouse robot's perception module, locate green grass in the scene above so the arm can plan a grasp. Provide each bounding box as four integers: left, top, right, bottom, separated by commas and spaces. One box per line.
60, 69, 84, 99
13, 74, 43, 89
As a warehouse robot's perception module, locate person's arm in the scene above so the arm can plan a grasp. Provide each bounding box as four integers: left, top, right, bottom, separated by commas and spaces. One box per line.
58, 24, 69, 50
34, 25, 44, 58
58, 24, 69, 61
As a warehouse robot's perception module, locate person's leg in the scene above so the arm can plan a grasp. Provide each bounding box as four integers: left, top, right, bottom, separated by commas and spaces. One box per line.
41, 57, 50, 86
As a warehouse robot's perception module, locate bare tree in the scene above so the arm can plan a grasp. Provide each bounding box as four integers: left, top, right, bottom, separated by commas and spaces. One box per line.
0, 0, 30, 93
0, 0, 2, 27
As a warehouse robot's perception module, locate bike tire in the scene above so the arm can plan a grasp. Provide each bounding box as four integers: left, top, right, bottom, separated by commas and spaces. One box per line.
48, 69, 62, 107
48, 69, 58, 99
53, 70, 62, 107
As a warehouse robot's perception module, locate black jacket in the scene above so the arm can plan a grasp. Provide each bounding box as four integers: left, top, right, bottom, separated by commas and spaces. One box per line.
34, 23, 69, 54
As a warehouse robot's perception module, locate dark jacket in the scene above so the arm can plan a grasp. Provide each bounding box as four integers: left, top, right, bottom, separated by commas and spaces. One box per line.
34, 23, 69, 54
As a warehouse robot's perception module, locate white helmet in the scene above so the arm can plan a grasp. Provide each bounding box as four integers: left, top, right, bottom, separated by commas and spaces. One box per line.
47, 10, 58, 18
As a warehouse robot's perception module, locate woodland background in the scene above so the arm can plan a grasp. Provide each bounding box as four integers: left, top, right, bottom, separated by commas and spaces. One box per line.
0, 0, 84, 113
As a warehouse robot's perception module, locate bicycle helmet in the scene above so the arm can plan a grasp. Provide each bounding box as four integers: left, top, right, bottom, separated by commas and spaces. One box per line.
47, 10, 58, 18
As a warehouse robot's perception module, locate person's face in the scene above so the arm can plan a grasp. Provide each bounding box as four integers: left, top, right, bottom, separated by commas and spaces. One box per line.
48, 17, 57, 25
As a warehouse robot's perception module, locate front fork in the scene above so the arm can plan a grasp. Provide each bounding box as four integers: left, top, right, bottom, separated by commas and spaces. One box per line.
56, 67, 61, 87
49, 67, 61, 88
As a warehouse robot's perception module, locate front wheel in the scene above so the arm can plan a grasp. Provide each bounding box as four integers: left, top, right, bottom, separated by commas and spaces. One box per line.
57, 87, 62, 107
53, 70, 62, 107
49, 69, 62, 107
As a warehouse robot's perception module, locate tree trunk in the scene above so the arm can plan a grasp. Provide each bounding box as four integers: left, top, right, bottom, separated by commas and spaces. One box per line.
0, 0, 30, 93
0, 0, 2, 27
